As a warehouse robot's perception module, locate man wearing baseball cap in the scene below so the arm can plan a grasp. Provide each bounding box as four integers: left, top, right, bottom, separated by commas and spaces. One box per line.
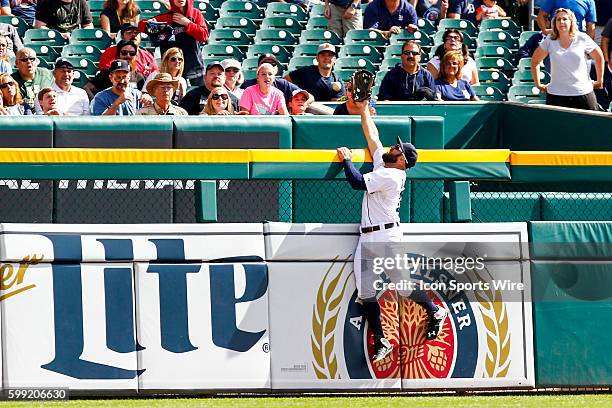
240, 53, 300, 103
285, 43, 345, 102
98, 23, 158, 77
179, 61, 240, 115
35, 58, 90, 116
138, 73, 187, 115
90, 59, 153, 115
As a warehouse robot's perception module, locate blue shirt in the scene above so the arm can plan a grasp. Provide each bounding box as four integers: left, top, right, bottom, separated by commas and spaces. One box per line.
541, 0, 597, 30
453, 0, 479, 22
435, 78, 475, 101
91, 87, 143, 116
288, 65, 345, 101
364, 0, 418, 31
378, 65, 435, 101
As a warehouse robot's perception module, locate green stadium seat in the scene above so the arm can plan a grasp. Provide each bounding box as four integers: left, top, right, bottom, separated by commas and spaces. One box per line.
36, 58, 52, 69
201, 43, 246, 60
371, 84, 380, 97
335, 56, 376, 73
292, 43, 320, 57
287, 55, 317, 71
265, 2, 307, 22
27, 44, 60, 64
338, 44, 383, 64
512, 69, 550, 85
517, 57, 532, 71
310, 4, 325, 17
72, 69, 90, 87
88, 0, 105, 27
389, 30, 433, 49
334, 69, 356, 81
379, 57, 401, 72
208, 28, 253, 47
195, 2, 219, 26
479, 18, 521, 37
416, 18, 436, 36
375, 69, 387, 85
477, 31, 519, 50
519, 30, 540, 47
475, 56, 516, 71
261, 16, 304, 35
215, 16, 258, 37
344, 29, 388, 49
242, 56, 286, 76
472, 84, 505, 101
136, 0, 168, 13
24, 28, 67, 48
63, 57, 98, 75
299, 29, 342, 45
203, 0, 224, 9
69, 29, 113, 49
478, 69, 510, 91
246, 43, 292, 63
438, 18, 478, 38
474, 45, 514, 61
254, 28, 298, 46
220, 1, 264, 21
61, 44, 102, 61
0, 15, 29, 37
434, 30, 477, 51
507, 84, 546, 103
306, 16, 329, 30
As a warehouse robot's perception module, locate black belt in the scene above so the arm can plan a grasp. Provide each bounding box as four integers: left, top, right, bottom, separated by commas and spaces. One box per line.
360, 222, 400, 234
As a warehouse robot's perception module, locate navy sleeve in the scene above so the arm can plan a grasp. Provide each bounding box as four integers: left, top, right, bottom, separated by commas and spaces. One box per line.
407, 4, 418, 25
342, 159, 367, 190
363, 4, 378, 29
377, 71, 394, 101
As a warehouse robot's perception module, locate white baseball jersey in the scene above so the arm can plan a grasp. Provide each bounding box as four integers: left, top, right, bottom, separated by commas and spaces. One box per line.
361, 147, 406, 228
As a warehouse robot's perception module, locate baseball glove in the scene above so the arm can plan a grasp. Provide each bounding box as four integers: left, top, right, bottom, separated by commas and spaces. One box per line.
351, 69, 375, 102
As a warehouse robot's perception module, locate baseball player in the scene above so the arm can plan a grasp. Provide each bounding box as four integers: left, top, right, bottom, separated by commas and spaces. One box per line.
336, 100, 448, 362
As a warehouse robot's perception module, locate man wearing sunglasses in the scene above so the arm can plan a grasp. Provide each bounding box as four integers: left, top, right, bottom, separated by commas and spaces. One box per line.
99, 23, 158, 77
179, 61, 240, 115
378, 40, 436, 101
11, 47, 53, 107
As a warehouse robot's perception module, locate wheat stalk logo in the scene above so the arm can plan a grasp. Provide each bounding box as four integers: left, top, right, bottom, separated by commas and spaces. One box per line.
311, 256, 352, 379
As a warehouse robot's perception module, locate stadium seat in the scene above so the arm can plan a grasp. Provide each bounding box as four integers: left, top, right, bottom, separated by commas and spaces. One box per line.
416, 18, 436, 36
476, 56, 516, 71
472, 84, 505, 101
261, 16, 304, 35
205, 0, 224, 8
389, 30, 434, 49
72, 70, 90, 87
375, 69, 388, 85
220, 1, 265, 21
344, 29, 388, 49
196, 2, 219, 26
338, 44, 383, 64
201, 43, 246, 61
208, 28, 253, 48
88, 0, 105, 27
136, 0, 168, 13
507, 84, 546, 103
299, 29, 342, 45
512, 69, 551, 86
214, 16, 258, 37
26, 44, 60, 64
246, 43, 292, 63
63, 57, 98, 75
477, 31, 519, 50
438, 18, 478, 39
479, 18, 521, 38
519, 30, 540, 47
61, 44, 102, 61
379, 57, 401, 72
310, 4, 325, 17
334, 69, 357, 81
335, 56, 376, 73
24, 28, 67, 48
0, 15, 29, 37
36, 58, 52, 69
254, 28, 298, 46
478, 69, 511, 92
287, 55, 317, 71
306, 16, 329, 30
265, 2, 307, 22
292, 43, 320, 57
69, 29, 113, 49
474, 45, 514, 61
242, 56, 286, 76
434, 30, 477, 51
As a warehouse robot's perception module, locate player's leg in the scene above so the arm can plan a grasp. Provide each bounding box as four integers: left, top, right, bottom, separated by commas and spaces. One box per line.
410, 290, 448, 340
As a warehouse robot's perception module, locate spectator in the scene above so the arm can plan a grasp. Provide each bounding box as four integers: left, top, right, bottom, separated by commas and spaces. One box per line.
516, 31, 546, 60
241, 53, 299, 103
180, 61, 240, 115
0, 34, 10, 73
142, 47, 187, 103
11, 47, 53, 107
287, 89, 314, 115
240, 63, 289, 115
35, 58, 89, 115
378, 40, 436, 101
0, 0, 9, 14
427, 29, 479, 84
9, 0, 37, 25
324, 0, 363, 38
138, 72, 187, 115
531, 8, 603, 111
99, 23, 158, 77
101, 0, 140, 38
200, 86, 235, 115
87, 39, 146, 97
285, 43, 345, 102
602, 18, 611, 70
37, 87, 62, 115
417, 0, 463, 22
537, 0, 596, 39
0, 73, 32, 114
34, 0, 93, 37
435, 50, 479, 101
138, 0, 208, 86
90, 59, 153, 115
222, 58, 244, 100
0, 21, 24, 58
363, 0, 418, 39
333, 79, 377, 115
475, 0, 506, 21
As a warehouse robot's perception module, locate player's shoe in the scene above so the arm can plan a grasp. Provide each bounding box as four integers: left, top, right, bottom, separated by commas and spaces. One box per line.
372, 337, 393, 363
425, 306, 448, 340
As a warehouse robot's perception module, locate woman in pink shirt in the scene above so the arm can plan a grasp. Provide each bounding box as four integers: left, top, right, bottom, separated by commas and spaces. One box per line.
239, 63, 288, 115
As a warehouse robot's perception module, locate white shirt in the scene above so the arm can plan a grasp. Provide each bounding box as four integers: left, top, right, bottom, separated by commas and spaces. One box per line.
35, 83, 90, 115
539, 32, 597, 96
361, 148, 406, 227
429, 55, 476, 83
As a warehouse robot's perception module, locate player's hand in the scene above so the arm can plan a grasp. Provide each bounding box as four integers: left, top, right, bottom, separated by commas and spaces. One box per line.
352, 98, 370, 114
336, 147, 353, 161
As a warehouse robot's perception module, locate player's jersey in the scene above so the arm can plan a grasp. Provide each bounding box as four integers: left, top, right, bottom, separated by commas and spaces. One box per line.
361, 147, 406, 227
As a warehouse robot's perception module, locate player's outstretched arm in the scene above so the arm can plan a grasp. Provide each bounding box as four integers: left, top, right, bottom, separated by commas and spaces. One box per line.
358, 100, 383, 157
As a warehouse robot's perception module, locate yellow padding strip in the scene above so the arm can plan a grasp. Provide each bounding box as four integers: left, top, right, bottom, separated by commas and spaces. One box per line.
251, 149, 511, 163
0, 149, 250, 163
511, 152, 612, 166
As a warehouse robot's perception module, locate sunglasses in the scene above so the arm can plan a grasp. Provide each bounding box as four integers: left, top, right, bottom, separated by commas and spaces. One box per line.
261, 61, 277, 67
169, 56, 183, 62
0, 44, 7, 49
402, 50, 420, 56
0, 82, 15, 89
211, 93, 229, 101
19, 57, 36, 62
120, 50, 137, 56
446, 35, 462, 42
225, 68, 240, 73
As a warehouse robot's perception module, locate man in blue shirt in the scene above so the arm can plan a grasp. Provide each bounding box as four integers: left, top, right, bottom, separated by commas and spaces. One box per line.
363, 0, 418, 39
91, 60, 153, 115
285, 43, 345, 102
537, 0, 597, 39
